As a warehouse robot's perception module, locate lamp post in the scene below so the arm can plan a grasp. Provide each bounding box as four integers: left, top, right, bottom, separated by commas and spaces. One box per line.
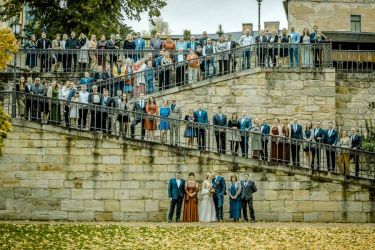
11, 22, 21, 118
256, 0, 263, 32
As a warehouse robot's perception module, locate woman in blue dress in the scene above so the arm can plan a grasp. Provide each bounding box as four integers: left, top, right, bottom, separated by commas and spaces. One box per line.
184, 108, 197, 148
159, 100, 170, 143
228, 174, 242, 222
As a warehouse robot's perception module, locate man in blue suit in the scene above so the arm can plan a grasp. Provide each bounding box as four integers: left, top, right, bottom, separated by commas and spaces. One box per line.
193, 103, 209, 151
134, 32, 145, 61
168, 172, 185, 223
186, 36, 199, 52
212, 106, 227, 154
212, 171, 226, 222
324, 121, 338, 172
239, 111, 252, 158
290, 118, 303, 166
260, 118, 270, 161
312, 121, 325, 170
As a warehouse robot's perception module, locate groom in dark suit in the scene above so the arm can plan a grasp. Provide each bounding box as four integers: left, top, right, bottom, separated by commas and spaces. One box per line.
167, 172, 185, 223
130, 93, 146, 140
212, 171, 226, 222
241, 173, 257, 223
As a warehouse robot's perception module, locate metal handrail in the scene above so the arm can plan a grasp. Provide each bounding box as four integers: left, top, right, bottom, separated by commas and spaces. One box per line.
1, 90, 373, 180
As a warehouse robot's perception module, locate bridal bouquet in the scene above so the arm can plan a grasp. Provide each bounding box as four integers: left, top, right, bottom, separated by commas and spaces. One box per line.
209, 188, 215, 196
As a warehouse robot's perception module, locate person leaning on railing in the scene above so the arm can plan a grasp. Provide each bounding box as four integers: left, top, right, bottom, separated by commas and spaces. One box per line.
350, 127, 362, 177
337, 130, 352, 177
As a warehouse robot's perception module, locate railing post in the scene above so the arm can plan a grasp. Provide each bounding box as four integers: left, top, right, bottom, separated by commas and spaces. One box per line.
12, 52, 17, 118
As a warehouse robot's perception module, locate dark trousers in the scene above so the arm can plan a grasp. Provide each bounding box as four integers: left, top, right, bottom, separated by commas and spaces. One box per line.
215, 131, 226, 154
176, 65, 186, 86
260, 139, 268, 161
326, 149, 336, 172
350, 153, 360, 177
230, 141, 239, 155
66, 54, 77, 72
242, 198, 255, 221
90, 110, 101, 131
213, 194, 223, 221
159, 69, 170, 90
31, 100, 41, 121
197, 128, 206, 151
240, 136, 249, 158
64, 105, 70, 127
25, 99, 32, 120
130, 117, 145, 140
168, 197, 183, 221
311, 148, 321, 169
291, 143, 301, 166
218, 60, 229, 75
78, 108, 88, 130
314, 48, 322, 67
109, 54, 117, 69
229, 55, 237, 73
40, 54, 49, 72
101, 111, 108, 132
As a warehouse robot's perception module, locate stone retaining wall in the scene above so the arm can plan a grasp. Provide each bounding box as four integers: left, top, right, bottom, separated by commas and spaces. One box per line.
0, 121, 374, 222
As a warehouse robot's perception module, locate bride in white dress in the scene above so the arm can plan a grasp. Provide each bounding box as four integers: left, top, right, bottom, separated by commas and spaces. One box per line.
199, 173, 217, 222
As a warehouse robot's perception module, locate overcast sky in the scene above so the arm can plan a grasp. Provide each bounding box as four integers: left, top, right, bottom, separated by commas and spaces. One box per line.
125, 0, 288, 34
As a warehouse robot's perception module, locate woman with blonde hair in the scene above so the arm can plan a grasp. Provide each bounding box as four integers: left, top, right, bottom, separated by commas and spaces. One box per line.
88, 34, 97, 70
199, 172, 216, 222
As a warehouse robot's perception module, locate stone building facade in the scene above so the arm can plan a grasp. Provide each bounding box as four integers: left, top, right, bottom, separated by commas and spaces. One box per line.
284, 0, 375, 33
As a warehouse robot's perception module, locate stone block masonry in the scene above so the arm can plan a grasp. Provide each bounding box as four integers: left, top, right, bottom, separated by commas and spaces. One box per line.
0, 121, 374, 222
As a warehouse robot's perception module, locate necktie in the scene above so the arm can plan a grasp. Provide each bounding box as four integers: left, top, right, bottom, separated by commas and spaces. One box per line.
245, 181, 248, 187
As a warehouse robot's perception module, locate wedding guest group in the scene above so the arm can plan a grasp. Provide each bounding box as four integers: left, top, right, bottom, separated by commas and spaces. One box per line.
15, 77, 364, 178
167, 172, 257, 223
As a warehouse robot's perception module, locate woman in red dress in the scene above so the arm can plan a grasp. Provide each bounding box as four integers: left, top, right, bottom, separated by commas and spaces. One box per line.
183, 172, 199, 222
144, 96, 158, 141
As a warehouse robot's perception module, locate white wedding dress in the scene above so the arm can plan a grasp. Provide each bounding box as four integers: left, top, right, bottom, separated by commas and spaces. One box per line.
199, 180, 217, 222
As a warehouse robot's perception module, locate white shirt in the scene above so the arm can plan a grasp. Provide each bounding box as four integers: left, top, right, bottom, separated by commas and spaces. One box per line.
60, 86, 71, 100
79, 91, 89, 104
176, 179, 181, 188
93, 94, 100, 104
177, 54, 184, 63
238, 35, 254, 46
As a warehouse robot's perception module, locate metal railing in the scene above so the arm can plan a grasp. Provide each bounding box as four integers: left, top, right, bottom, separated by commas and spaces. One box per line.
89, 43, 333, 96
333, 50, 375, 75
1, 90, 373, 180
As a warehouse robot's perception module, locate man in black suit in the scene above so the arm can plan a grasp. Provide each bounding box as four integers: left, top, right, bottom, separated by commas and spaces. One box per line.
324, 121, 338, 172
241, 173, 257, 223
106, 34, 118, 69
30, 78, 45, 122
255, 30, 269, 67
350, 127, 362, 177
213, 106, 227, 154
290, 118, 303, 166
167, 172, 185, 223
260, 118, 270, 161
100, 89, 112, 133
36, 32, 51, 72
227, 34, 237, 73
130, 93, 146, 140
311, 121, 325, 170
65, 32, 80, 72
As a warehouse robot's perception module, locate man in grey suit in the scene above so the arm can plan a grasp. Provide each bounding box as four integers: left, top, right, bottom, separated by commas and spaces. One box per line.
169, 97, 182, 146
130, 93, 146, 140
241, 173, 257, 223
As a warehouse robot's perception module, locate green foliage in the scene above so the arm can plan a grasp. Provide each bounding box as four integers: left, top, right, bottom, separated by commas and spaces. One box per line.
183, 29, 191, 41
0, 0, 166, 38
362, 119, 375, 152
0, 105, 12, 156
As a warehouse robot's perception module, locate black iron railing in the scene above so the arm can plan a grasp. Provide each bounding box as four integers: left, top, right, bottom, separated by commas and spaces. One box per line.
0, 91, 373, 180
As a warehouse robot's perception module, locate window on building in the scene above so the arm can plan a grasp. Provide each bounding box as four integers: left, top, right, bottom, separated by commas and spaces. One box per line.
350, 15, 361, 32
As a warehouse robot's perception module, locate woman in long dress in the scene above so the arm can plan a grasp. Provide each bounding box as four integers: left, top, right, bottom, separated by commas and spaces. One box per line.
270, 118, 283, 163
183, 172, 199, 222
280, 118, 291, 164
228, 174, 242, 222
227, 113, 241, 156
144, 96, 158, 141
78, 33, 89, 71
49, 81, 61, 125
184, 108, 196, 148
159, 100, 170, 143
251, 118, 263, 160
88, 35, 97, 70
199, 173, 217, 222
118, 93, 130, 137
300, 28, 313, 68
134, 59, 147, 97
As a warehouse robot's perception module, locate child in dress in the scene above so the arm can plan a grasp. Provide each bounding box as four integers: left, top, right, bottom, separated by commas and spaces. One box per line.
145, 60, 155, 94
69, 92, 80, 129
